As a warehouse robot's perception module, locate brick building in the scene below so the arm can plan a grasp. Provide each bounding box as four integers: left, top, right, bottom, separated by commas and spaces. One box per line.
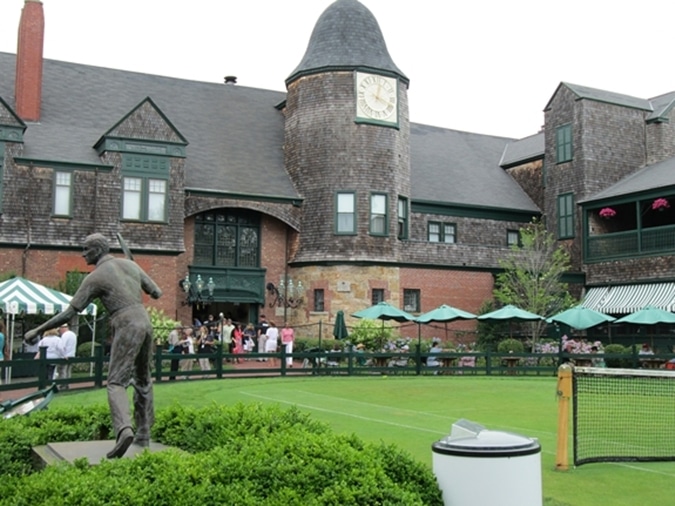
1, 0, 674, 340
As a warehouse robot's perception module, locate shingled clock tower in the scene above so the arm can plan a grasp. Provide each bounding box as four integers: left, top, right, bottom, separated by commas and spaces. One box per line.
283, 0, 410, 272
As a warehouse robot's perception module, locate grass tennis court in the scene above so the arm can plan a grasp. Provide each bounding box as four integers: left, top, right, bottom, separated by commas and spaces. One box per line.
52, 376, 675, 506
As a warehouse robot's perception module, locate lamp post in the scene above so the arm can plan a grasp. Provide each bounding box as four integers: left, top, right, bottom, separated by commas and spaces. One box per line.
180, 274, 216, 308
266, 277, 304, 309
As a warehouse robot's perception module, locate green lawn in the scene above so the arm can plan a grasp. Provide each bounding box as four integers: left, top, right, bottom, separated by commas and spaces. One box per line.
52, 376, 675, 506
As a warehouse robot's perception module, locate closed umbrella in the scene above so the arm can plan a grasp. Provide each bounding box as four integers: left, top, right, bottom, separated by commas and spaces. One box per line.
333, 310, 349, 340
548, 305, 615, 331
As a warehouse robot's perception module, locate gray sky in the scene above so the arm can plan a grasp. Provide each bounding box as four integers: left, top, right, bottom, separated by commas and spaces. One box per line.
0, 0, 673, 139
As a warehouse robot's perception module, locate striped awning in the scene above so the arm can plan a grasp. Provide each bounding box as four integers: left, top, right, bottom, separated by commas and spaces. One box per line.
0, 277, 97, 316
581, 282, 675, 314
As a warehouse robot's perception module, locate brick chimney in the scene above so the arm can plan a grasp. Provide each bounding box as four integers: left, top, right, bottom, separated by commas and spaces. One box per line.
15, 0, 44, 122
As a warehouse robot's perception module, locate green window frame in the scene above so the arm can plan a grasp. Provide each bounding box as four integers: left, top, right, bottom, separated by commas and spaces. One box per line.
194, 210, 260, 267
557, 193, 575, 239
428, 221, 456, 243
53, 171, 73, 217
336, 192, 356, 234
397, 196, 408, 240
121, 154, 169, 222
370, 193, 388, 236
556, 124, 573, 163
507, 229, 520, 247
403, 288, 421, 313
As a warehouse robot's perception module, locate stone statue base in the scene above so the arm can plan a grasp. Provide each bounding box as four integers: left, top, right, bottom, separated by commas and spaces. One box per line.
32, 440, 171, 467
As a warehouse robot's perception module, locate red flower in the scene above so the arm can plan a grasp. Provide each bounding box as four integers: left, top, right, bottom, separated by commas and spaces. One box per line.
599, 207, 616, 218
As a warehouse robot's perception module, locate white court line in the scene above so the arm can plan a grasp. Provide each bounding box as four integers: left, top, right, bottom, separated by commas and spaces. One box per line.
240, 390, 446, 436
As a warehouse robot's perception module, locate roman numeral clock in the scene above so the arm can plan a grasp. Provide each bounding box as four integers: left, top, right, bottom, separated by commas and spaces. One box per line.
355, 71, 398, 126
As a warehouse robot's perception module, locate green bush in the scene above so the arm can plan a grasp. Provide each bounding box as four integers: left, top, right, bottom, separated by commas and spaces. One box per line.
603, 343, 628, 368
497, 338, 524, 354
0, 403, 443, 505
347, 319, 395, 350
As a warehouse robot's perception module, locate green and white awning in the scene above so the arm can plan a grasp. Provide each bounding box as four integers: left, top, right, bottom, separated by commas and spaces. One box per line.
0, 276, 97, 316
581, 282, 675, 314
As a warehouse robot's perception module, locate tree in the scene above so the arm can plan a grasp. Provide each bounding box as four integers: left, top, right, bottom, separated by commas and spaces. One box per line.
493, 219, 576, 348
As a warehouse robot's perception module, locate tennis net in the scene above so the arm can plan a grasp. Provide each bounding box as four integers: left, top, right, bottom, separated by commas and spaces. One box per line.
573, 366, 675, 466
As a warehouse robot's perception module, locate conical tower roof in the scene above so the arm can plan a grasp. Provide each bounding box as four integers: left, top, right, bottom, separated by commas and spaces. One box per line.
286, 0, 408, 86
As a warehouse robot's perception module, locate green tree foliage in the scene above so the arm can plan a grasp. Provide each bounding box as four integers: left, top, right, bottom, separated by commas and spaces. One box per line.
147, 307, 180, 345
493, 220, 576, 348
348, 319, 395, 350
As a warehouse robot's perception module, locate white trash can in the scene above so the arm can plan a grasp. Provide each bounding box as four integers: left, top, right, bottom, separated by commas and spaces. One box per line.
432, 419, 542, 506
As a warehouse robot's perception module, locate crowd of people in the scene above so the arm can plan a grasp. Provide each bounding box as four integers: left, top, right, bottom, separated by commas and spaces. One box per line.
31, 323, 78, 385
166, 313, 295, 379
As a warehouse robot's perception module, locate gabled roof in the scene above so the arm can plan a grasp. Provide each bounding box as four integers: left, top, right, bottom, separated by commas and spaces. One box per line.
544, 82, 653, 112
579, 156, 675, 204
0, 52, 297, 200
499, 132, 544, 169
647, 91, 675, 123
410, 124, 540, 212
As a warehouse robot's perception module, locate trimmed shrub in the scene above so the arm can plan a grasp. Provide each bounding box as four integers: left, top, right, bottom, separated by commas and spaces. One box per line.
603, 343, 629, 368
0, 403, 443, 505
497, 338, 525, 354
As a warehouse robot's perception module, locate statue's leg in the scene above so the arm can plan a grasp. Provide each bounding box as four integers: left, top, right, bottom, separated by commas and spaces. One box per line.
133, 331, 154, 446
106, 320, 145, 457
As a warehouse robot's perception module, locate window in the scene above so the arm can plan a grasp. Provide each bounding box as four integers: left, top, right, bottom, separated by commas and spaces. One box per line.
428, 222, 456, 243
507, 229, 520, 247
313, 289, 325, 312
194, 210, 260, 267
397, 196, 408, 240
121, 154, 169, 222
370, 193, 388, 235
403, 289, 420, 313
53, 171, 72, 216
336, 192, 356, 234
557, 193, 575, 239
372, 288, 385, 306
556, 124, 573, 163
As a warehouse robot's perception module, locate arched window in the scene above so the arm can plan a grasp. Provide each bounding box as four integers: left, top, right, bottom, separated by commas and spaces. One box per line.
193, 210, 260, 267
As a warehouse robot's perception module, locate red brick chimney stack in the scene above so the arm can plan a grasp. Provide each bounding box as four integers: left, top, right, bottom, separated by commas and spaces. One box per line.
15, 0, 45, 122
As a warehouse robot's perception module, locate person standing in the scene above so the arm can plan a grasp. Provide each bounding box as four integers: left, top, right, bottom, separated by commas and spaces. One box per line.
280, 322, 295, 368
221, 317, 235, 361
167, 323, 182, 381
257, 314, 270, 361
56, 323, 77, 389
232, 323, 243, 363
24, 233, 162, 459
180, 327, 196, 377
196, 324, 214, 376
265, 321, 279, 366
34, 328, 62, 382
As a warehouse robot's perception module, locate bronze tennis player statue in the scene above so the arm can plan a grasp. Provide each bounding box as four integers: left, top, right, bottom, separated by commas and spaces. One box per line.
25, 233, 162, 458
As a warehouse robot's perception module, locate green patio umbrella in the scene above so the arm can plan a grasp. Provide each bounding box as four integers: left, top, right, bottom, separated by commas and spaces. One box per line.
352, 301, 415, 323
476, 304, 543, 338
614, 306, 675, 325
547, 305, 615, 330
415, 304, 476, 341
352, 302, 415, 349
476, 304, 543, 322
333, 310, 349, 340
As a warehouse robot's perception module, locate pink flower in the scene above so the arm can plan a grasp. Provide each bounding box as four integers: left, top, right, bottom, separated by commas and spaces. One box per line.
599, 207, 616, 218
652, 198, 670, 210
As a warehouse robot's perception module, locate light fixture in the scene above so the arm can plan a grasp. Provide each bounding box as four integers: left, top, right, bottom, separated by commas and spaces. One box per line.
180, 274, 216, 308
266, 277, 304, 308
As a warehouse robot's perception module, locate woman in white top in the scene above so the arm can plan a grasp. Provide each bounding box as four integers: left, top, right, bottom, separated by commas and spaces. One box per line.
180, 328, 196, 377
265, 321, 280, 366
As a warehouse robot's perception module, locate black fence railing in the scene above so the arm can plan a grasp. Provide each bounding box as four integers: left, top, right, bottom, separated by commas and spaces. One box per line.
2, 346, 670, 393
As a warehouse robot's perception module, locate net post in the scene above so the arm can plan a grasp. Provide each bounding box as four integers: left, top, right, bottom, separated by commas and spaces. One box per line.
555, 363, 573, 471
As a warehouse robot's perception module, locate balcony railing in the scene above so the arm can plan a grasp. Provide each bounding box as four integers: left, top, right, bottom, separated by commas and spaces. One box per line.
587, 225, 675, 262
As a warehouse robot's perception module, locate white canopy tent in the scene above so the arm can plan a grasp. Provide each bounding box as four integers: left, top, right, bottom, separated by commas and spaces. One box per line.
0, 277, 97, 384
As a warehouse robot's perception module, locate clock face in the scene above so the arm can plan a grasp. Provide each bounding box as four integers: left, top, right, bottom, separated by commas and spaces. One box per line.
355, 72, 398, 125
